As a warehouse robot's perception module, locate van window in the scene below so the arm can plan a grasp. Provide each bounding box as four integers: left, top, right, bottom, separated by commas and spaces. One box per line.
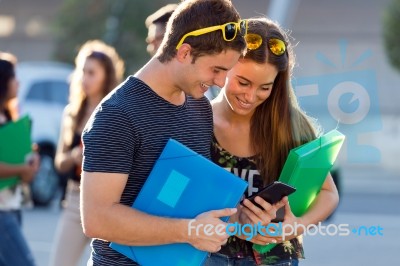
26, 81, 69, 105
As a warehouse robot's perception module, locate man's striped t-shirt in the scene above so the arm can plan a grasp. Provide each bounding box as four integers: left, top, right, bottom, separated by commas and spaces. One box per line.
82, 76, 213, 265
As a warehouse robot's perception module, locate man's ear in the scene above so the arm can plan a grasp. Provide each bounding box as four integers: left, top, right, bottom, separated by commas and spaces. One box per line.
176, 44, 192, 63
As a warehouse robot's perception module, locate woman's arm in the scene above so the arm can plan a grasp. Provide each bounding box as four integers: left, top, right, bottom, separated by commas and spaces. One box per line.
297, 172, 339, 225
231, 173, 339, 244
271, 173, 339, 242
0, 162, 28, 178
54, 109, 81, 173
0, 153, 39, 183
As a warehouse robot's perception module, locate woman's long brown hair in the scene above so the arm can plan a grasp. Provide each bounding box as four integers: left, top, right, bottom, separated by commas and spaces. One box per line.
246, 18, 320, 185
65, 40, 125, 147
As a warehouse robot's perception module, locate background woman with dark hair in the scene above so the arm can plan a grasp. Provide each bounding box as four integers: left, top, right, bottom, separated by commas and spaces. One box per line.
0, 52, 40, 266
49, 40, 124, 266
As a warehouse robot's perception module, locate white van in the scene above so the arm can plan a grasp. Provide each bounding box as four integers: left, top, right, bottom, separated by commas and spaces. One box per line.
17, 61, 73, 206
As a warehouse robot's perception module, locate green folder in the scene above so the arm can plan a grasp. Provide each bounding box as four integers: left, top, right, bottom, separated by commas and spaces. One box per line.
254, 129, 345, 253
0, 115, 32, 190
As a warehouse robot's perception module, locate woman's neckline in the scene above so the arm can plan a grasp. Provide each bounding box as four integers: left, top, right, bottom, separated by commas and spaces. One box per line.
212, 134, 257, 160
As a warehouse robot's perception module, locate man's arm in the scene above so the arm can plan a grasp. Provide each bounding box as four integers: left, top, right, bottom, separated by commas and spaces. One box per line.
81, 171, 236, 252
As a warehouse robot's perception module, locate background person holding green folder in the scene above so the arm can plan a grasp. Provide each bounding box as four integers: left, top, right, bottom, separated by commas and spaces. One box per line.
207, 18, 339, 266
0, 53, 40, 266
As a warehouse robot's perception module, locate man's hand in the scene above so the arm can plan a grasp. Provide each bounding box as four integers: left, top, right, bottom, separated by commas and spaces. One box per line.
186, 208, 237, 253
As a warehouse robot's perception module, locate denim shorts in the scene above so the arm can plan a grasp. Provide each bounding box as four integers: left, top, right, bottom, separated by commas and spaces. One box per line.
204, 253, 299, 266
0, 210, 35, 266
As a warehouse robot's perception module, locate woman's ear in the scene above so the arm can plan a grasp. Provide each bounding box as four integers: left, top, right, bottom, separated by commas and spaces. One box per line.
176, 44, 192, 63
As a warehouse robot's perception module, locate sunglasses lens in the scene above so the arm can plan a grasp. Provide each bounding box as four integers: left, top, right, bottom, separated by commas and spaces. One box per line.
224, 23, 236, 40
245, 33, 262, 50
268, 38, 286, 56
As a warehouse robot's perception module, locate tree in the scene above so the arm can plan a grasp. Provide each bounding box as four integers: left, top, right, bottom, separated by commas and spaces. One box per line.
52, 0, 172, 73
383, 0, 400, 72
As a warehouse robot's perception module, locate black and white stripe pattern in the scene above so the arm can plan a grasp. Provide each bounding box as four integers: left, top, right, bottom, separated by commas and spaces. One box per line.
82, 77, 213, 265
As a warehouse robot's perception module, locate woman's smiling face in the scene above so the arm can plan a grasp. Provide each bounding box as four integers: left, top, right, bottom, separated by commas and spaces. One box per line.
223, 59, 278, 117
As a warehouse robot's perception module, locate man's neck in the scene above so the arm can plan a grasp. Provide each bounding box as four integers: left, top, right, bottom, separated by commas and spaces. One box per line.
135, 58, 185, 106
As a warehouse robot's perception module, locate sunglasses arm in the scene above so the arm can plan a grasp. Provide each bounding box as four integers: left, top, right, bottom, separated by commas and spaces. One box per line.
176, 25, 223, 50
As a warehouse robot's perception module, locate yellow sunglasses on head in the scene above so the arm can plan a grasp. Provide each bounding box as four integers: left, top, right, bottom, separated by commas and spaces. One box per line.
176, 20, 247, 50
245, 33, 286, 56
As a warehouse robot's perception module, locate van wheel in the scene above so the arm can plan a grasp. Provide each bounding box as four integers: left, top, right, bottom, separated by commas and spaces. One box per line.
30, 150, 59, 206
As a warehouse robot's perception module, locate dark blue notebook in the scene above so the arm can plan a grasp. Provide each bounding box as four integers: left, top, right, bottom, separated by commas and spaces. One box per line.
110, 139, 248, 266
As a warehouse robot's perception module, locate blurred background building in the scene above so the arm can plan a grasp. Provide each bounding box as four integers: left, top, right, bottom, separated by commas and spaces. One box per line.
0, 0, 63, 60
2, 0, 399, 110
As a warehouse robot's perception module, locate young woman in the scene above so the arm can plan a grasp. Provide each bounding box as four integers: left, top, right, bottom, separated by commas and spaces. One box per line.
49, 40, 124, 266
0, 53, 40, 266
206, 18, 339, 266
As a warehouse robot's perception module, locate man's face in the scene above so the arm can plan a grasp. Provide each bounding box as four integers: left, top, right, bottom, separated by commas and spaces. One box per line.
146, 23, 165, 56
178, 49, 241, 99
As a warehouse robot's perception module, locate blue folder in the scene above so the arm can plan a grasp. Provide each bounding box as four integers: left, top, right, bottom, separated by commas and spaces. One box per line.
110, 139, 248, 266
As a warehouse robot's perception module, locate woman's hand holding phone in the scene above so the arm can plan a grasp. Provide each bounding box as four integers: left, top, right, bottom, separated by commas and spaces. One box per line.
240, 196, 288, 226
231, 181, 297, 244
232, 196, 288, 244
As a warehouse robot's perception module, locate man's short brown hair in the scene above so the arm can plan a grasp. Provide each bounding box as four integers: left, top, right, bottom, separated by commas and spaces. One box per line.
157, 0, 246, 63
145, 3, 178, 29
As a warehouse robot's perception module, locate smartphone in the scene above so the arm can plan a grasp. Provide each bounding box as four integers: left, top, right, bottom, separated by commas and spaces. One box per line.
242, 181, 296, 222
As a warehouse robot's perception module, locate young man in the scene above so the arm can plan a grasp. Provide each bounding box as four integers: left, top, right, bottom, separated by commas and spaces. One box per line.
80, 0, 247, 265
145, 3, 177, 56
145, 2, 219, 100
